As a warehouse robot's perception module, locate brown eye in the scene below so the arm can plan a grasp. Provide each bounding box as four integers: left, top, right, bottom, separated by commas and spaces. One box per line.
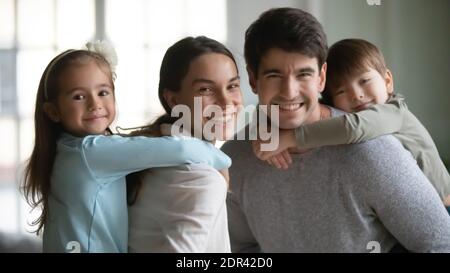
360, 78, 371, 84
266, 73, 280, 78
73, 94, 85, 100
99, 90, 110, 96
228, 83, 240, 90
334, 90, 345, 96
199, 87, 213, 95
297, 72, 311, 78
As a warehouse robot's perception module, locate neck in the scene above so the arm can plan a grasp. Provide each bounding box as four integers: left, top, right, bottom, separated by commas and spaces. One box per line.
303, 103, 330, 125
288, 104, 330, 154
319, 104, 331, 119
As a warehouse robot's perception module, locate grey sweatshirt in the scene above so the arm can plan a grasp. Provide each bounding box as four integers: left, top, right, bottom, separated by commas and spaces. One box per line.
222, 107, 450, 253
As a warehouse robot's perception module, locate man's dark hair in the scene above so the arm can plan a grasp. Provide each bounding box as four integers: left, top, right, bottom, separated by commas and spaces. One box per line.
244, 7, 328, 76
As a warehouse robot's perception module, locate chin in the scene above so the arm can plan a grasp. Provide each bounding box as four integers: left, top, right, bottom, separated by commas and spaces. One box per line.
214, 125, 236, 141
270, 115, 304, 129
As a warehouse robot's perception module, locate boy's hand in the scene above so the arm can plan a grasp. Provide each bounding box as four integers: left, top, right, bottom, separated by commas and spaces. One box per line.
266, 150, 292, 170
252, 129, 297, 161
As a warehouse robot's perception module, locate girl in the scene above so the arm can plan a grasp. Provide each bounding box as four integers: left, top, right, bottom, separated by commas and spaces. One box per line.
22, 41, 231, 253
127, 36, 243, 252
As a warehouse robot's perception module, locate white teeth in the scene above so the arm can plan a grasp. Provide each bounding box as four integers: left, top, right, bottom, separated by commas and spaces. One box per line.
210, 114, 234, 123
278, 103, 301, 111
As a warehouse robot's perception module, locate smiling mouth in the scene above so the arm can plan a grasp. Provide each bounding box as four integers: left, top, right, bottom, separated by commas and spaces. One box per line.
209, 113, 236, 124
84, 116, 106, 121
275, 102, 305, 112
353, 101, 373, 112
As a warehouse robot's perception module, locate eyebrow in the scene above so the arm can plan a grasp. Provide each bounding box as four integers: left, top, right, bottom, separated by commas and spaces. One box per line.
192, 75, 240, 86
228, 76, 240, 82
262, 67, 316, 75
65, 83, 113, 94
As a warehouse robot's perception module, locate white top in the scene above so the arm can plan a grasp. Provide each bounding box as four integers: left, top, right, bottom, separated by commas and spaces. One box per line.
128, 163, 230, 253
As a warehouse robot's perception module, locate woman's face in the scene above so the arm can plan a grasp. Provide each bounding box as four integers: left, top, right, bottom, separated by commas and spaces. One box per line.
171, 53, 243, 141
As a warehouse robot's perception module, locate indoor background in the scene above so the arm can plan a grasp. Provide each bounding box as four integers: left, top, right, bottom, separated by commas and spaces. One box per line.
0, 0, 448, 251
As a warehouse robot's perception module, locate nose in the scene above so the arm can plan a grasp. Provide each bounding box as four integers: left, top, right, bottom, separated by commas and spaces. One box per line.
88, 95, 102, 111
216, 90, 233, 109
349, 86, 364, 101
280, 76, 298, 100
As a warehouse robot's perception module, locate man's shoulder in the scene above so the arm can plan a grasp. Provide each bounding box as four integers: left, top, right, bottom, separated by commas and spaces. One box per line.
329, 135, 423, 192
338, 135, 413, 168
345, 134, 405, 156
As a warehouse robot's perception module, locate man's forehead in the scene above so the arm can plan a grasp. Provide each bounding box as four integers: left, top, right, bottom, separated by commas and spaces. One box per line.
259, 48, 319, 70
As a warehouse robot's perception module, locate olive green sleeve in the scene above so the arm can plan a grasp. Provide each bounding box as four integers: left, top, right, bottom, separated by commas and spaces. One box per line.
295, 100, 406, 149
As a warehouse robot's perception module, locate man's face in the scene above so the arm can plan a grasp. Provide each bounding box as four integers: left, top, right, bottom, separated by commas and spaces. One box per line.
249, 48, 326, 129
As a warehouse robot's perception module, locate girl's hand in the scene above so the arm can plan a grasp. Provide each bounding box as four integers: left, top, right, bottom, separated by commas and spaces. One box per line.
444, 194, 450, 207
159, 124, 173, 136
252, 129, 297, 161
218, 168, 230, 189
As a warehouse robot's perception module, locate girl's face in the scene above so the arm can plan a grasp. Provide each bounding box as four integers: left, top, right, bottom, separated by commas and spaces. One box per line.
45, 60, 116, 136
330, 67, 394, 112
168, 53, 243, 141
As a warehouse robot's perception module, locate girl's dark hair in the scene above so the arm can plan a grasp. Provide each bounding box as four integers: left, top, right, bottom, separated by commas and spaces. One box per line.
244, 7, 328, 76
22, 49, 114, 234
127, 36, 237, 205
322, 39, 388, 105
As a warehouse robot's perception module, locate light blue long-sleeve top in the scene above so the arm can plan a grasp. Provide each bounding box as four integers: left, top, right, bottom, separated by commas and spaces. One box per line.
43, 133, 231, 253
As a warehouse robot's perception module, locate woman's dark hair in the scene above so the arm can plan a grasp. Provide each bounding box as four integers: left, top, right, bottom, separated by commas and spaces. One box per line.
127, 36, 238, 205
244, 7, 328, 75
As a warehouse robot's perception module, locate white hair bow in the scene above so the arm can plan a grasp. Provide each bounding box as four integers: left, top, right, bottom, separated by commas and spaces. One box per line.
86, 40, 118, 80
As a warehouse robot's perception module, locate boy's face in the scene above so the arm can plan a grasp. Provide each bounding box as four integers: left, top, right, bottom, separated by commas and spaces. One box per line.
248, 48, 326, 129
330, 68, 394, 112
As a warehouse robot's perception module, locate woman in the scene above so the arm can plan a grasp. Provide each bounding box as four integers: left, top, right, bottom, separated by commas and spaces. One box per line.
127, 36, 243, 252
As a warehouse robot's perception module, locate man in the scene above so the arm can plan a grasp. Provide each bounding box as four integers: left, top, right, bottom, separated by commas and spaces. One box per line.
222, 8, 450, 252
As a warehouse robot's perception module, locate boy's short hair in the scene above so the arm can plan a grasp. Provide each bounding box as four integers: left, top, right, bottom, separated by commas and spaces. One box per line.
323, 39, 388, 105
244, 8, 328, 75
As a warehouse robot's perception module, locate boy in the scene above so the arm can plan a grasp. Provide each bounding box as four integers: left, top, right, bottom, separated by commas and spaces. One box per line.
253, 38, 450, 206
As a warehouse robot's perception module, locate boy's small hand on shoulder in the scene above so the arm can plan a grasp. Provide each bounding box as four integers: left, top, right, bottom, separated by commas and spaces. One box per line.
252, 129, 297, 170
266, 150, 292, 170
252, 129, 297, 160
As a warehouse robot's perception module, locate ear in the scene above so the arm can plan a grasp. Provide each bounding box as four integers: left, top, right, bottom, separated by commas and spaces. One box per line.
43, 102, 61, 122
318, 62, 327, 93
384, 69, 394, 94
246, 65, 257, 94
162, 89, 178, 109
